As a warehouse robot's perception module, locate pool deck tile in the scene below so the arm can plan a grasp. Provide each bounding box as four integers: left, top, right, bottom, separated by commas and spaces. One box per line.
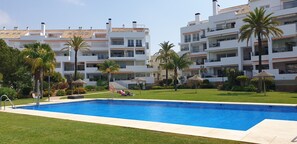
2, 98, 297, 143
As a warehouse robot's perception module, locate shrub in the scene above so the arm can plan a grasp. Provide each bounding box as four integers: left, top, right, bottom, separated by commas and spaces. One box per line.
236, 75, 248, 86
54, 82, 69, 90
251, 78, 275, 90
231, 86, 245, 91
151, 86, 174, 90
19, 87, 32, 98
162, 79, 173, 86
0, 87, 17, 100
202, 79, 210, 84
96, 86, 106, 91
244, 85, 257, 92
85, 85, 96, 91
73, 88, 86, 94
56, 90, 66, 96
66, 89, 72, 95
200, 83, 215, 89
97, 80, 108, 87
177, 85, 192, 89
43, 90, 53, 97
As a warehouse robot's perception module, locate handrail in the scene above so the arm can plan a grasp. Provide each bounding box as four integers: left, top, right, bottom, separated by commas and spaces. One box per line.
0, 95, 15, 110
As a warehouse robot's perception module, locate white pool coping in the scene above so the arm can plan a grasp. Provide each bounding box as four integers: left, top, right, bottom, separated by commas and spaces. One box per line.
1, 98, 297, 144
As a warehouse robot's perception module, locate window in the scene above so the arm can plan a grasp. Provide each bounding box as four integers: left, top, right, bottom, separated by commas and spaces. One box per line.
192, 33, 199, 41
286, 63, 297, 73
260, 5, 270, 9
136, 40, 142, 47
128, 40, 134, 47
184, 35, 191, 43
136, 50, 145, 55
284, 0, 297, 9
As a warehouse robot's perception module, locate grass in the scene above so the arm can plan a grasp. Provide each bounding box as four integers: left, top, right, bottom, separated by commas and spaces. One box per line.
2, 89, 295, 143
84, 89, 297, 104
0, 112, 247, 144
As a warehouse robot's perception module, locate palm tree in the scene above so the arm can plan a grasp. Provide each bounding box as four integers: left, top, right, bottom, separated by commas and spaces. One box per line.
98, 60, 120, 88
239, 7, 283, 73
156, 41, 175, 86
22, 43, 56, 97
168, 53, 193, 91
63, 36, 89, 81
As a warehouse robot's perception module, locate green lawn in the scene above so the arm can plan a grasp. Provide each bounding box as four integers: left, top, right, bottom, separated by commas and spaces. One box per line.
1, 89, 295, 144
85, 89, 297, 104
0, 112, 247, 144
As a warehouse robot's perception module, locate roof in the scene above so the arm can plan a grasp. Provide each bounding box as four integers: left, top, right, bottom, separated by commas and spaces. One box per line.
0, 28, 148, 39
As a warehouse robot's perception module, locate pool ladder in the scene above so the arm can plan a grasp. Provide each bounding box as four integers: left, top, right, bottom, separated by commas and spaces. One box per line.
0, 95, 15, 110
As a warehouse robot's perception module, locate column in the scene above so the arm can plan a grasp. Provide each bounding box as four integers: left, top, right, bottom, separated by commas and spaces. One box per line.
268, 37, 273, 70
238, 47, 243, 71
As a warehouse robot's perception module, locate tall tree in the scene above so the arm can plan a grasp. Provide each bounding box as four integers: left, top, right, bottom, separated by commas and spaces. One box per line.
156, 41, 175, 86
98, 60, 120, 88
168, 53, 193, 91
239, 7, 283, 92
22, 43, 56, 96
63, 36, 89, 81
0, 39, 32, 92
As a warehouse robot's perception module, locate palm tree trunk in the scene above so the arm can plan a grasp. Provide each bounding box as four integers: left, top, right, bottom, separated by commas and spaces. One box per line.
257, 33, 263, 92
174, 68, 177, 91
74, 50, 78, 81
40, 68, 44, 98
34, 73, 38, 93
166, 68, 168, 86
108, 72, 111, 89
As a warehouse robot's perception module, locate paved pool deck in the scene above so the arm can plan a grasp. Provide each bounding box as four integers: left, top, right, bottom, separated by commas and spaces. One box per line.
1, 98, 297, 144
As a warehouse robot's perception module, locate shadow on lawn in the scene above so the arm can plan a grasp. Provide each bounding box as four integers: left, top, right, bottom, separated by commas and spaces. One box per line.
217, 92, 264, 97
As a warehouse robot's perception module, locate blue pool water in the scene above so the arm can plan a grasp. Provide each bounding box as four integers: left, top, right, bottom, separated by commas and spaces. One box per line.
19, 100, 297, 131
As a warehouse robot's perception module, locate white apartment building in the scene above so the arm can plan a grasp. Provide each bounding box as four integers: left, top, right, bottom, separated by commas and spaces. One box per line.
180, 0, 297, 85
0, 19, 157, 86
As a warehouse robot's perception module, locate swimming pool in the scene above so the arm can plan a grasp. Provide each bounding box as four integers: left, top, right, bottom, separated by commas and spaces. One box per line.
19, 100, 297, 131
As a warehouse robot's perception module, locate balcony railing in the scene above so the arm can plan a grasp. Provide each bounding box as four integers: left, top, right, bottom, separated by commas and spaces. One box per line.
98, 55, 109, 60
181, 47, 190, 51
207, 25, 235, 32
209, 42, 220, 48
272, 47, 294, 53
111, 41, 124, 45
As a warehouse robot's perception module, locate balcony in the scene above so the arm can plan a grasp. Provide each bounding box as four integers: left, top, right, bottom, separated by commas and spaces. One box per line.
206, 25, 237, 37
79, 56, 98, 61
207, 40, 239, 51
271, 46, 297, 59
85, 67, 98, 73
97, 55, 109, 60
189, 61, 205, 69
277, 23, 297, 36
204, 56, 239, 67
56, 56, 70, 62
251, 52, 269, 62
122, 66, 157, 73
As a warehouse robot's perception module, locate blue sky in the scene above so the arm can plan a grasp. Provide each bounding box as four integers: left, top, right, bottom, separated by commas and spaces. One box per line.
0, 0, 248, 54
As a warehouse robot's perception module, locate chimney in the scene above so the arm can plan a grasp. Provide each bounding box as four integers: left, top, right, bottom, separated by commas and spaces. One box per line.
2, 27, 6, 30
14, 27, 18, 30
132, 21, 137, 28
41, 22, 46, 36
108, 18, 112, 32
213, 0, 218, 16
26, 27, 29, 30
195, 13, 200, 24
106, 22, 109, 32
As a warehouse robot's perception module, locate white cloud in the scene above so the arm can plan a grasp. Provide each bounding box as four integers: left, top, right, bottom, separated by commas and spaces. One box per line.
63, 0, 85, 6
0, 10, 13, 26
